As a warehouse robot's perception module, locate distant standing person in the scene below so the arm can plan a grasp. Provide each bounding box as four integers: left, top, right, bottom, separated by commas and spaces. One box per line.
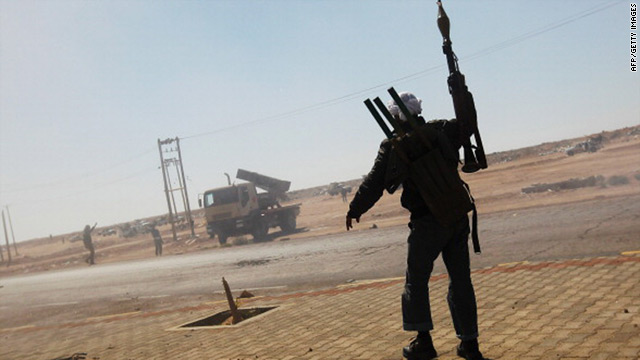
83, 222, 97, 265
340, 187, 349, 203
150, 226, 163, 256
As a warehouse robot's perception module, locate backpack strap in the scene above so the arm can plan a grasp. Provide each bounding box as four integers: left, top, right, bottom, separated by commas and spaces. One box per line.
462, 180, 480, 254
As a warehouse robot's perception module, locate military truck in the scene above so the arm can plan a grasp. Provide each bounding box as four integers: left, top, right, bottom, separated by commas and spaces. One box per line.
199, 169, 301, 245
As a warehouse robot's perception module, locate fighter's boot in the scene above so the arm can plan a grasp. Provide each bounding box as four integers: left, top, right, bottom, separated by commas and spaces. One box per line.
402, 333, 437, 360
456, 339, 487, 360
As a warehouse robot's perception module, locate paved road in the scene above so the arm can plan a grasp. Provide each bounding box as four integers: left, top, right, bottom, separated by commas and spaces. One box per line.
1, 195, 638, 328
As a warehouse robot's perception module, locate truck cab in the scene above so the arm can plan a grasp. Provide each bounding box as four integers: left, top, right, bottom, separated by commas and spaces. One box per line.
201, 183, 261, 242
200, 170, 300, 245
202, 183, 259, 219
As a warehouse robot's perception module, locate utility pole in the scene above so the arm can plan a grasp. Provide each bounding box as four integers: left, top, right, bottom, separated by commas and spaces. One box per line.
0, 230, 4, 263
5, 206, 18, 256
2, 210, 11, 266
157, 137, 196, 241
172, 159, 189, 221
175, 139, 195, 237
158, 139, 178, 242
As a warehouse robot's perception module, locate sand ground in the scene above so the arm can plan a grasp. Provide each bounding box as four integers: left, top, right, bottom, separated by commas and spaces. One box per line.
1, 128, 638, 277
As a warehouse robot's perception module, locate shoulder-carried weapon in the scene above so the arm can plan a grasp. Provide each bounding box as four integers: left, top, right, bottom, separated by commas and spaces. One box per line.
359, 2, 486, 253
437, 1, 487, 173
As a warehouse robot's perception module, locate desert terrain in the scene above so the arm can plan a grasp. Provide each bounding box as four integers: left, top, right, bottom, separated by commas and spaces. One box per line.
1, 125, 638, 277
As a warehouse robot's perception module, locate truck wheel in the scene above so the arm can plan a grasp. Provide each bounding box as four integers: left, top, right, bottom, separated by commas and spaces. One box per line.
252, 219, 269, 241
279, 213, 297, 233
218, 232, 228, 245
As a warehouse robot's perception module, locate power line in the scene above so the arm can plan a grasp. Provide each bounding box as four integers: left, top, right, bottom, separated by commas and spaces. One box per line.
24, 166, 159, 206
0, 147, 157, 194
181, 0, 623, 141
179, 63, 446, 141
463, 1, 624, 62
0, 1, 622, 198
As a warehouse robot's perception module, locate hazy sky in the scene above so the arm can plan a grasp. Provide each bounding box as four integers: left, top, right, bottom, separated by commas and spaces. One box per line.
1, 0, 638, 242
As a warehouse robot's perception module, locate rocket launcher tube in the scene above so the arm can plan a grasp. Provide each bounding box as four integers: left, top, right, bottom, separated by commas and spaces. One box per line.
373, 97, 406, 137
387, 87, 434, 149
364, 97, 411, 164
364, 99, 393, 139
436, 1, 487, 173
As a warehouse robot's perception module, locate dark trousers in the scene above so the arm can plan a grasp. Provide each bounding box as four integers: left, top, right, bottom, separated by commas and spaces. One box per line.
154, 240, 163, 256
401, 215, 478, 340
85, 243, 95, 265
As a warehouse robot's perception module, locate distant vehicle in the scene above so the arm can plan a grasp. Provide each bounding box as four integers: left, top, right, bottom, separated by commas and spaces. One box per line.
155, 217, 168, 226
99, 228, 116, 237
327, 182, 352, 196
118, 224, 137, 238
199, 169, 301, 245
566, 136, 603, 156
69, 234, 83, 243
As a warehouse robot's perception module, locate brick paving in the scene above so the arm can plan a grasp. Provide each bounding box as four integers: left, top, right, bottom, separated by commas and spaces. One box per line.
2, 254, 639, 360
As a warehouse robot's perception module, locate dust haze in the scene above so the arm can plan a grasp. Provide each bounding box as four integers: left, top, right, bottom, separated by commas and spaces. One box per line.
0, 125, 639, 276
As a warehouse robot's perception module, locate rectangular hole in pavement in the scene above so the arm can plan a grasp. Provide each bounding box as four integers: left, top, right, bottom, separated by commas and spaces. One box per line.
171, 306, 278, 330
